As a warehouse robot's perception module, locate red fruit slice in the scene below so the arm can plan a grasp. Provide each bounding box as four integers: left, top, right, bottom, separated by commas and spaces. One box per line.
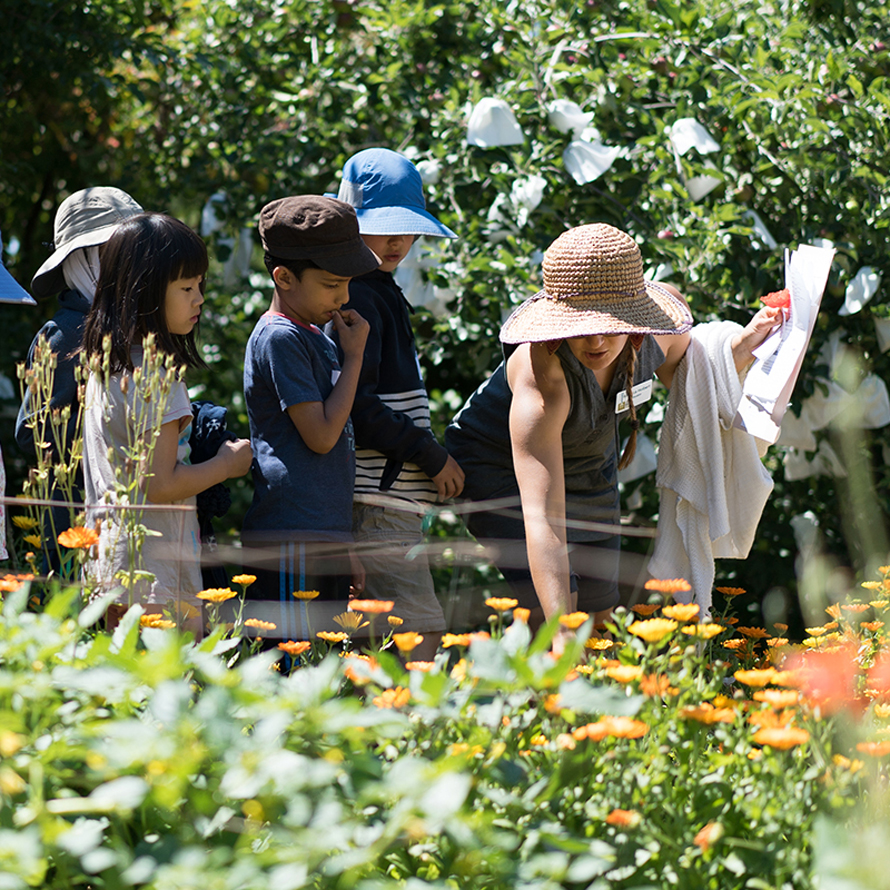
761, 288, 791, 308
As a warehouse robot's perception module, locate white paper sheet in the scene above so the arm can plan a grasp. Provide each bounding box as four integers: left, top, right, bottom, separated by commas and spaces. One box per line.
733, 244, 835, 443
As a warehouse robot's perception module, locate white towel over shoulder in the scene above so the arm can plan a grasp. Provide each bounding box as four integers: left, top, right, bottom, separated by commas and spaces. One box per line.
648, 322, 773, 614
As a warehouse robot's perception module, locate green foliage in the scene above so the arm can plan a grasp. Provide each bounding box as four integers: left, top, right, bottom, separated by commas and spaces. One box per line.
0, 582, 882, 889
3, 0, 890, 606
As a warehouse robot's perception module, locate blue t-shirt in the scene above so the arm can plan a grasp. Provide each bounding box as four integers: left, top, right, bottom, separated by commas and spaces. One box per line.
242, 311, 355, 541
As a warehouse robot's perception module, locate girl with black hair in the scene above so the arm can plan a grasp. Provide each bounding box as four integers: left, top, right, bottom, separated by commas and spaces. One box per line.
81, 213, 252, 630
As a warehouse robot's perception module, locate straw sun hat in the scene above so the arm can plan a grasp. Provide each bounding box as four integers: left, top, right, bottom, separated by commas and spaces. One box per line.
499, 223, 693, 344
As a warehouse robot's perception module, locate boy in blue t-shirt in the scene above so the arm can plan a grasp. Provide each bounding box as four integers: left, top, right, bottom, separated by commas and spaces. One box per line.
242, 196, 380, 625
331, 149, 463, 660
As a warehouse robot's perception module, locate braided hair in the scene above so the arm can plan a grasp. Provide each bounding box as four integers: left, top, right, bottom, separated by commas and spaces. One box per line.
617, 340, 640, 471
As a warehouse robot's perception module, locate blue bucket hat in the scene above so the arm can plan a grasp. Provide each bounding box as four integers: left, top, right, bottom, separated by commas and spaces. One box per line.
335, 148, 457, 239
0, 230, 36, 305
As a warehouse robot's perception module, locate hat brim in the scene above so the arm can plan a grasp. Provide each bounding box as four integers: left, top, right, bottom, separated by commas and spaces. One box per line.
30, 222, 123, 299
354, 205, 457, 239
313, 242, 382, 278
0, 267, 36, 305
499, 281, 693, 344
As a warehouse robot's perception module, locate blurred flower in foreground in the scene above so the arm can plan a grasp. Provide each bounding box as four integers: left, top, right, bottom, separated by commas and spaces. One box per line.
373, 687, 411, 709
393, 632, 424, 653
405, 661, 434, 672
752, 726, 810, 749
317, 631, 348, 643
559, 611, 590, 630
605, 808, 641, 828
466, 98, 525, 147
694, 821, 724, 852
349, 599, 394, 614
245, 619, 276, 632
679, 703, 735, 724
645, 578, 692, 595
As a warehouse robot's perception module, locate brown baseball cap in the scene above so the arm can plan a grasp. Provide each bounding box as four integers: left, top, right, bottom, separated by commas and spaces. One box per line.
258, 195, 380, 278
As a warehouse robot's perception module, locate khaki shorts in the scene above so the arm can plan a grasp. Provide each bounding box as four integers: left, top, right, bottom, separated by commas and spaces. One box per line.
352, 502, 446, 634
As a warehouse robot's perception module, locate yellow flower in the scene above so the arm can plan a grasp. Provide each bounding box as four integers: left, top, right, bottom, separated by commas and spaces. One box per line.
870, 600, 889, 609
12, 516, 38, 530
734, 668, 777, 687
485, 596, 519, 612
442, 633, 471, 648
662, 603, 700, 622
681, 623, 724, 640
392, 631, 424, 653
140, 614, 176, 629
805, 626, 828, 637
861, 581, 883, 590
372, 687, 410, 709
767, 637, 790, 648
722, 639, 748, 651
292, 589, 321, 600
825, 604, 842, 619
559, 611, 590, 630
753, 726, 810, 749
644, 578, 691, 595
245, 619, 277, 631
196, 587, 237, 603
23, 534, 42, 549
316, 631, 348, 643
639, 673, 678, 697
628, 618, 678, 643
332, 611, 368, 631
586, 637, 615, 650
833, 754, 864, 773
388, 616, 404, 627
513, 607, 531, 623
232, 574, 257, 587
405, 661, 435, 672
874, 703, 890, 719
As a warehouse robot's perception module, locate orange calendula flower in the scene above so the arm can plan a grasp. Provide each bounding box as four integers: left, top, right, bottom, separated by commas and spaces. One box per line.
605, 809, 641, 828
387, 616, 404, 627
245, 619, 277, 631
485, 596, 519, 612
348, 599, 394, 614
372, 687, 411, 709
753, 726, 810, 749
825, 604, 842, 619
753, 688, 799, 707
588, 716, 650, 740
766, 637, 790, 648
513, 607, 531, 623
861, 621, 885, 632
278, 641, 311, 656
342, 654, 379, 685
735, 668, 777, 687
736, 626, 771, 640
773, 623, 789, 633
639, 673, 678, 697
720, 616, 740, 625
628, 618, 678, 643
723, 639, 748, 651
559, 611, 590, 630
57, 526, 100, 549
468, 631, 491, 643
0, 574, 34, 593
694, 821, 724, 852
392, 631, 424, 653
663, 603, 700, 622
679, 703, 735, 724
842, 603, 869, 613
544, 693, 563, 714
716, 586, 745, 597
631, 603, 661, 616
681, 623, 724, 640
644, 578, 691, 595
231, 574, 257, 587
196, 587, 238, 603
442, 633, 471, 648
586, 637, 616, 650
317, 631, 348, 643
606, 664, 643, 683
805, 627, 828, 637
405, 661, 435, 672
856, 740, 890, 757
140, 614, 170, 628
292, 589, 321, 600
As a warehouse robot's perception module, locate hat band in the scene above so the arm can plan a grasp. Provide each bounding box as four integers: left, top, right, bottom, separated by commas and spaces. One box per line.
534, 286, 649, 302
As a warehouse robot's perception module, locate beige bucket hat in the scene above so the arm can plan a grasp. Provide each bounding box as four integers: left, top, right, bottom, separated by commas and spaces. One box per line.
500, 223, 693, 344
31, 186, 143, 298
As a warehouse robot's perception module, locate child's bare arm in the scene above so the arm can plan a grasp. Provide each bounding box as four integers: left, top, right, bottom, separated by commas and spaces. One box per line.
145, 421, 252, 503
287, 308, 369, 454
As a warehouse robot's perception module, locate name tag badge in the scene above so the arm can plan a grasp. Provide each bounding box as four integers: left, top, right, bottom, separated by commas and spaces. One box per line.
616, 378, 653, 414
